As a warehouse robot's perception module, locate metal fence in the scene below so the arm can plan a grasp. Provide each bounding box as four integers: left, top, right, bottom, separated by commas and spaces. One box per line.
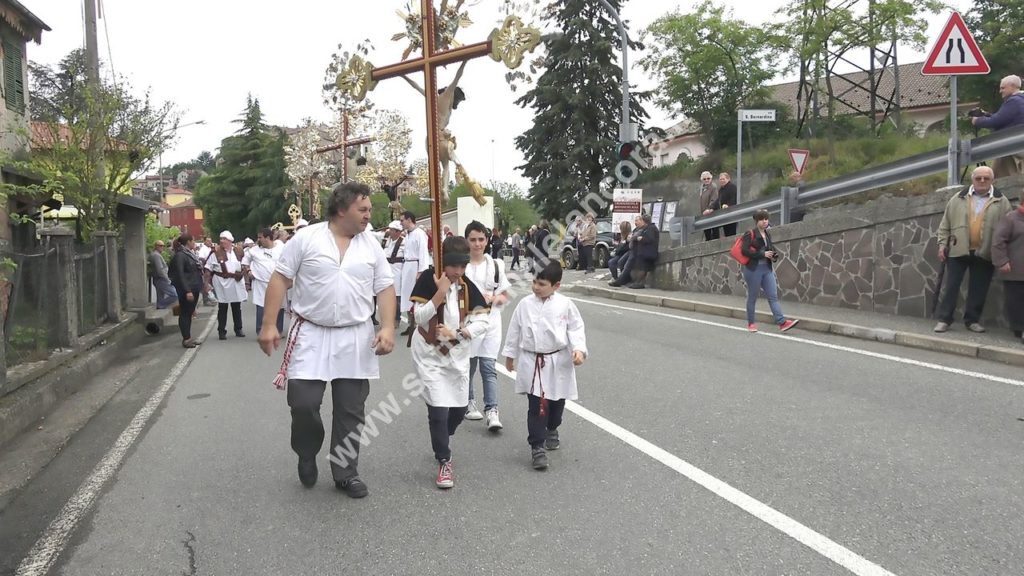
4, 246, 58, 367
75, 239, 109, 336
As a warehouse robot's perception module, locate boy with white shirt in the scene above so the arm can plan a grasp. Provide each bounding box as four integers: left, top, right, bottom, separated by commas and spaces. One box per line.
502, 261, 587, 470
462, 220, 510, 430
241, 227, 284, 335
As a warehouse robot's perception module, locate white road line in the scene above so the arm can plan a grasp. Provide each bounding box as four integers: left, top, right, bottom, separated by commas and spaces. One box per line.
495, 363, 896, 576
571, 296, 1024, 388
15, 316, 217, 576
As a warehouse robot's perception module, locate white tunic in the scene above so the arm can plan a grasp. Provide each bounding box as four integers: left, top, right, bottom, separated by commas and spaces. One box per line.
501, 292, 587, 401
399, 227, 430, 312
241, 244, 283, 307
411, 282, 490, 407
204, 249, 248, 303
276, 222, 394, 381
383, 236, 405, 303
464, 255, 510, 358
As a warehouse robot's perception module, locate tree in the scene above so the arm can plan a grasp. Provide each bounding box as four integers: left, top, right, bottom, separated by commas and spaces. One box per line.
963, 0, 1024, 113
352, 109, 428, 219
284, 118, 335, 220
193, 96, 291, 237
515, 0, 649, 222
26, 49, 180, 238
642, 2, 783, 152
163, 151, 216, 188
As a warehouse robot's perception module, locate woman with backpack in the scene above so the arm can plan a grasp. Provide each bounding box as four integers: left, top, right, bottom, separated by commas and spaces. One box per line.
738, 210, 799, 333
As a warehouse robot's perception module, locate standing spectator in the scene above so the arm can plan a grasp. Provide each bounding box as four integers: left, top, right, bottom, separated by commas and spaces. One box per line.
241, 228, 284, 337
577, 213, 597, 273
699, 171, 720, 241
934, 166, 1013, 333
970, 75, 1024, 178
510, 227, 523, 270
532, 220, 551, 273
489, 228, 504, 260
628, 213, 659, 289
149, 240, 177, 309
739, 211, 800, 333
168, 234, 205, 348
383, 221, 406, 329
608, 220, 633, 285
206, 231, 248, 340
991, 200, 1024, 343
525, 226, 536, 272
717, 173, 738, 237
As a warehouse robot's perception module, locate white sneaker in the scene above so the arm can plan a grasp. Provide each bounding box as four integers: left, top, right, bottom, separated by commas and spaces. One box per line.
465, 400, 483, 420
485, 408, 503, 432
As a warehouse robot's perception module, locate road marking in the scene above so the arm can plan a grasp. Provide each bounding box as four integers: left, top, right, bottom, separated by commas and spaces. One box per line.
570, 296, 1024, 388
495, 363, 896, 576
15, 316, 217, 576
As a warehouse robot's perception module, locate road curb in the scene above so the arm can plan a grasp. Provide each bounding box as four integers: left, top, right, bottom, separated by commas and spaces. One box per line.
568, 285, 1024, 368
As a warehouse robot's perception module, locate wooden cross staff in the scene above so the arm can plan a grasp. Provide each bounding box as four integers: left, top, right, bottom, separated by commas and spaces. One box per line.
337, 0, 540, 271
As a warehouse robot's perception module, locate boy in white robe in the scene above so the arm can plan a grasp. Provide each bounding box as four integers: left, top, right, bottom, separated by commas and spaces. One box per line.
502, 261, 587, 470
409, 236, 490, 489
462, 220, 511, 430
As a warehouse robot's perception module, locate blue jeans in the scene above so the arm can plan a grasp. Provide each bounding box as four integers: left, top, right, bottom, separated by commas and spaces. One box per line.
742, 261, 785, 325
153, 277, 177, 309
256, 304, 284, 335
609, 252, 633, 281
468, 357, 498, 410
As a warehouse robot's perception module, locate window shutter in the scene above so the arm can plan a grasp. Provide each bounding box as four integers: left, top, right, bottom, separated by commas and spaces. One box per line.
3, 41, 24, 113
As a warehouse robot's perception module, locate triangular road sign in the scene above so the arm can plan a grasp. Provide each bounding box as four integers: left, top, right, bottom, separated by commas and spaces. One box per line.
921, 12, 990, 75
788, 149, 810, 175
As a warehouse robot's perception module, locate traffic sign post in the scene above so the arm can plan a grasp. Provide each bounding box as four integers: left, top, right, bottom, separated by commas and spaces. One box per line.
736, 109, 776, 204
921, 12, 990, 186
787, 148, 810, 175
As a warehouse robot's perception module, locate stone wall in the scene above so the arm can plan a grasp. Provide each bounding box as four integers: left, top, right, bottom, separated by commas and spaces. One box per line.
652, 179, 1023, 326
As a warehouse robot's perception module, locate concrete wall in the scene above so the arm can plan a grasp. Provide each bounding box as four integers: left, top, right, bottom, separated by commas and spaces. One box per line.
651, 177, 1023, 326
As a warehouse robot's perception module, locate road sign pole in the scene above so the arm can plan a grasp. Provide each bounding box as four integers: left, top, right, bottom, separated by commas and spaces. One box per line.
736, 112, 743, 204
948, 75, 958, 186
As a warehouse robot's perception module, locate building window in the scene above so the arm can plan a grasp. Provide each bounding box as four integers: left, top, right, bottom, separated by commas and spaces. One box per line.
660, 153, 669, 166
3, 40, 25, 113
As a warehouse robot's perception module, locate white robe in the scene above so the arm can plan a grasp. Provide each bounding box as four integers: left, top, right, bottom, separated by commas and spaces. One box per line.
241, 243, 283, 307
383, 236, 405, 303
464, 255, 510, 359
412, 282, 490, 407
205, 249, 248, 303
399, 227, 430, 313
275, 222, 394, 381
501, 292, 587, 401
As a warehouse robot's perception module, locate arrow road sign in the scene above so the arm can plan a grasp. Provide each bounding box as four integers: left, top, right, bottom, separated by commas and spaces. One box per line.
788, 149, 810, 175
921, 12, 990, 75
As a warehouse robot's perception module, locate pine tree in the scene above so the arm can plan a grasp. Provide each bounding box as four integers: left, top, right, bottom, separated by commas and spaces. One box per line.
194, 96, 291, 237
515, 0, 648, 221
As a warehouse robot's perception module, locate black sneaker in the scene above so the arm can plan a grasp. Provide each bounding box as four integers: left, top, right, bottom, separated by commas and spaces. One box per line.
218, 333, 227, 341
544, 429, 560, 450
336, 477, 369, 498
297, 458, 317, 487
235, 331, 246, 338
531, 447, 548, 470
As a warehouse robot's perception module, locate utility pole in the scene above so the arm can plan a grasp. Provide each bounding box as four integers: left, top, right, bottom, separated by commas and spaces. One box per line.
83, 0, 105, 202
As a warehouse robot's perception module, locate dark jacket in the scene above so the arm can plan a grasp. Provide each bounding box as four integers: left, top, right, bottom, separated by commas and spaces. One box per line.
717, 181, 737, 209
169, 249, 204, 294
992, 206, 1024, 282
533, 227, 550, 257
740, 228, 777, 270
634, 223, 660, 261
975, 93, 1024, 131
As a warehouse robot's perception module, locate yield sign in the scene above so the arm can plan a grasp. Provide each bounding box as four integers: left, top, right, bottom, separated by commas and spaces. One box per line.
788, 149, 810, 175
921, 12, 990, 75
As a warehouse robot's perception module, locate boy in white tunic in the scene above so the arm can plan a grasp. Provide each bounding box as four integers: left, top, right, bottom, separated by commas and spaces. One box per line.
462, 220, 511, 430
502, 261, 587, 470
409, 236, 490, 489
258, 182, 397, 499
205, 231, 248, 340
241, 227, 284, 335
400, 211, 431, 336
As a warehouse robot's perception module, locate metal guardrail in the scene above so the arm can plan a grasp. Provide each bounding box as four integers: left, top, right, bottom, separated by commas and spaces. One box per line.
687, 126, 1024, 236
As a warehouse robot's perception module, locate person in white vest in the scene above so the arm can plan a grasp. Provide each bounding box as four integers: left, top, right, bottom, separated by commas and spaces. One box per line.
205, 231, 248, 340
242, 227, 284, 336
462, 220, 510, 430
399, 210, 430, 336
383, 220, 405, 329
196, 237, 217, 305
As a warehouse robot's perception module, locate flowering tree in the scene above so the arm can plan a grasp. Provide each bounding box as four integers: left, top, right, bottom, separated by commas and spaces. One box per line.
353, 109, 428, 220
284, 119, 335, 220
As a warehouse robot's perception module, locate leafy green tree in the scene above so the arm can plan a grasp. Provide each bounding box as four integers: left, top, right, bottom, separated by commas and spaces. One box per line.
515, 0, 649, 222
642, 2, 783, 151
963, 0, 1024, 113
193, 96, 291, 238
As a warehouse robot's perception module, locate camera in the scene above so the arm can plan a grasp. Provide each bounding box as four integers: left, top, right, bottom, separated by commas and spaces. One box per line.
768, 250, 782, 263
966, 108, 989, 119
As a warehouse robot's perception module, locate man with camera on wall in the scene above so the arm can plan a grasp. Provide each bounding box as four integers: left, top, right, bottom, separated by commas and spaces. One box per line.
970, 74, 1024, 178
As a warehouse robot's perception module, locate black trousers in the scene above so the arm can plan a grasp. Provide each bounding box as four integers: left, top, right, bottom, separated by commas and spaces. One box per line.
527, 394, 566, 448
722, 223, 737, 238
175, 284, 202, 340
1004, 280, 1024, 333
936, 254, 995, 325
217, 302, 243, 335
287, 378, 370, 482
703, 228, 720, 241
426, 404, 467, 462
579, 244, 594, 271
511, 248, 521, 269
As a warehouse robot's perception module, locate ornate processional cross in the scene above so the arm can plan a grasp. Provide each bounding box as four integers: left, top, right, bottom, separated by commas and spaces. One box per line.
336, 0, 540, 271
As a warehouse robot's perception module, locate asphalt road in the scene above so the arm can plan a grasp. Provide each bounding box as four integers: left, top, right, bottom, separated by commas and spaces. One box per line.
3, 274, 1023, 576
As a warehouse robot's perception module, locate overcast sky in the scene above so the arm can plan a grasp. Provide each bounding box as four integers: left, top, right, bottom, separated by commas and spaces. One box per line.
23, 0, 968, 191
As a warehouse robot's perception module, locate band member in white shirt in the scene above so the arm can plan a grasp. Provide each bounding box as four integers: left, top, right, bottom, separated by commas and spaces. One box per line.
383, 220, 406, 328
399, 211, 430, 336
242, 227, 284, 335
205, 231, 248, 340
258, 182, 396, 499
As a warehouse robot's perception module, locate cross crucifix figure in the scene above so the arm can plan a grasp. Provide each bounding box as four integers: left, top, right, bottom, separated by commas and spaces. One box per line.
336, 0, 540, 270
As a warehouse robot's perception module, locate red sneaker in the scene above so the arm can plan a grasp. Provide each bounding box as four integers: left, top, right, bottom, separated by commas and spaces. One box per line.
779, 319, 800, 332
436, 460, 453, 489
747, 323, 758, 333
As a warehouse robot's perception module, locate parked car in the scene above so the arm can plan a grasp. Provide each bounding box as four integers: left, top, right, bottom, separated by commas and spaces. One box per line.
560, 217, 615, 270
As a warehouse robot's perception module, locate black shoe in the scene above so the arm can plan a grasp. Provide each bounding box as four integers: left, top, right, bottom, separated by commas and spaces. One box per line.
608, 279, 624, 287
400, 326, 414, 336
336, 477, 369, 498
531, 447, 548, 470
298, 458, 318, 487
235, 331, 246, 338
218, 332, 227, 341
544, 429, 560, 450
628, 282, 646, 289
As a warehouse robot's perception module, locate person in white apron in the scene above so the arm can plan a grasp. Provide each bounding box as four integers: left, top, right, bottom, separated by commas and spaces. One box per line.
205, 231, 248, 339
399, 211, 430, 335
241, 227, 284, 335
382, 220, 406, 329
